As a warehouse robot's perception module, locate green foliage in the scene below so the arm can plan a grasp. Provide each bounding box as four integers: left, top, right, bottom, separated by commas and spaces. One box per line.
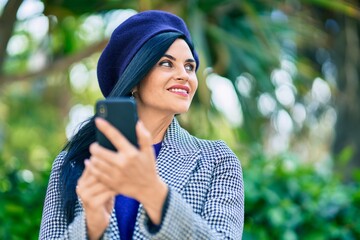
242, 148, 360, 240
0, 80, 66, 239
0, 168, 49, 240
1, 0, 359, 239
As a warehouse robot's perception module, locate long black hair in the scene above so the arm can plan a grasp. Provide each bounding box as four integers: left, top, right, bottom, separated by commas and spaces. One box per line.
60, 31, 195, 224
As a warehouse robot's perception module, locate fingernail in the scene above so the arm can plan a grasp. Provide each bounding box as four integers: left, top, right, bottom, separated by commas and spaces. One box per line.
137, 120, 144, 128
95, 117, 101, 125
89, 143, 96, 152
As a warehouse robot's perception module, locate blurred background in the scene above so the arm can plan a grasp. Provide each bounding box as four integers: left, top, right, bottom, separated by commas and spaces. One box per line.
0, 0, 359, 239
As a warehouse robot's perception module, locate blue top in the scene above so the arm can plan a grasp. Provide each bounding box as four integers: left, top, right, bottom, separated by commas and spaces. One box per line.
115, 141, 162, 239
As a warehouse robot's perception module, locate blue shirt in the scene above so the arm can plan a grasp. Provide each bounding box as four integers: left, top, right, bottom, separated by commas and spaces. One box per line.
115, 142, 162, 239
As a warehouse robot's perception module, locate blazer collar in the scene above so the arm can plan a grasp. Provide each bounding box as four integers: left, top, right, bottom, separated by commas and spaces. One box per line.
162, 118, 199, 154
156, 118, 201, 192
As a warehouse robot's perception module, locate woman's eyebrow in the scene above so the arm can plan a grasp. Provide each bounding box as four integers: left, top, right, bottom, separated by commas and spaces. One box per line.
163, 54, 176, 61
163, 54, 195, 63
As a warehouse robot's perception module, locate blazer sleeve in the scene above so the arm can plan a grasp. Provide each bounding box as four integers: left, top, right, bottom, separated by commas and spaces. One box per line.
138, 141, 244, 239
39, 152, 88, 239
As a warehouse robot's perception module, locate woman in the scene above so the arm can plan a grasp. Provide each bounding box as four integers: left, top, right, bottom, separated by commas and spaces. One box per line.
40, 10, 244, 239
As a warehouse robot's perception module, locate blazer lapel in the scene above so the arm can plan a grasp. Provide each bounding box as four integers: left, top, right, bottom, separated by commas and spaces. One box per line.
107, 209, 120, 238
156, 118, 201, 193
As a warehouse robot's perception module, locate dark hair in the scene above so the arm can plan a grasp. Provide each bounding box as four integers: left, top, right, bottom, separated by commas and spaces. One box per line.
60, 31, 191, 224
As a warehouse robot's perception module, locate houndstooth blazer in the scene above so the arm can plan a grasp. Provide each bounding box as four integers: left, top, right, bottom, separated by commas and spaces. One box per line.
40, 118, 244, 239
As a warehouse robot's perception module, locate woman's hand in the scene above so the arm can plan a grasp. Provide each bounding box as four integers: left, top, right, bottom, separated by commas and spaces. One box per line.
76, 161, 115, 240
88, 118, 168, 224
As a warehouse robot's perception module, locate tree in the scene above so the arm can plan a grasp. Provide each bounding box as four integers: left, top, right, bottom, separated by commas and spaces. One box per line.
332, 1, 360, 180
1, 0, 359, 238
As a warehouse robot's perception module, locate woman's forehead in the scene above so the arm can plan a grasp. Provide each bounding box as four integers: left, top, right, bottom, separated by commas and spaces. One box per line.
164, 39, 194, 60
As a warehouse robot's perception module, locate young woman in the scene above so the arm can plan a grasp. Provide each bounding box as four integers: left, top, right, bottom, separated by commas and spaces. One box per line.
40, 10, 244, 239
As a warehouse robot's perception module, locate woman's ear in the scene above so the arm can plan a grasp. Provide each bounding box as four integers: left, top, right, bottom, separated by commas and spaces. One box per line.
131, 87, 138, 95
131, 86, 138, 98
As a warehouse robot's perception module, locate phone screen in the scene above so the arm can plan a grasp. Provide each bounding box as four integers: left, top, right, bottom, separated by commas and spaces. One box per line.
95, 98, 138, 151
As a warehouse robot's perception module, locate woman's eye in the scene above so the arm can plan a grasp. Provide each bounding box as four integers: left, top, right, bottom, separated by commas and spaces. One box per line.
185, 64, 195, 72
160, 61, 172, 67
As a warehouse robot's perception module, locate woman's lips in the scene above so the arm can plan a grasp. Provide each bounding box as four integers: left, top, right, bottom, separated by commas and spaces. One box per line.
167, 85, 190, 97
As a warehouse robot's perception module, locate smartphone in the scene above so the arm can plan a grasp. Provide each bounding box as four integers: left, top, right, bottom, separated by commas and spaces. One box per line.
95, 98, 138, 151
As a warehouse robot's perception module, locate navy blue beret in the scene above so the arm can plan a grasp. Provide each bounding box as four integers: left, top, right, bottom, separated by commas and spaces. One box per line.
97, 10, 199, 97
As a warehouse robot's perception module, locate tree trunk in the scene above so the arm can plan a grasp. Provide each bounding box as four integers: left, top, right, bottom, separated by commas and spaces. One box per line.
333, 12, 360, 182
0, 0, 23, 73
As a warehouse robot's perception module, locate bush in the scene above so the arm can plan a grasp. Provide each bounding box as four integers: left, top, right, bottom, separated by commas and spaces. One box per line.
242, 149, 360, 240
0, 166, 49, 239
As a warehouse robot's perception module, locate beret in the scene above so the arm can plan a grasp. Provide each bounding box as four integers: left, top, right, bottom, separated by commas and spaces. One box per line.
97, 10, 199, 97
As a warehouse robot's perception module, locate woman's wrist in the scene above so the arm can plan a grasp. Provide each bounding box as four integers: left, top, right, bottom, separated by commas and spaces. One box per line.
86, 218, 105, 240
140, 178, 168, 225
84, 208, 109, 240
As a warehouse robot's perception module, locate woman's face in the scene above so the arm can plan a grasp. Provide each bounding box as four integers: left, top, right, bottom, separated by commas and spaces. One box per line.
135, 38, 198, 116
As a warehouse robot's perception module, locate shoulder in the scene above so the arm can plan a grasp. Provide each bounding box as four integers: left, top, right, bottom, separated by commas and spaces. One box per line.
51, 151, 67, 170
46, 151, 69, 181
44, 151, 68, 188
191, 136, 240, 164
166, 119, 240, 164
179, 129, 243, 179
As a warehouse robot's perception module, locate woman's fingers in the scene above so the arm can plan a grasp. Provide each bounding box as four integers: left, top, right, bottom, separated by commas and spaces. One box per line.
77, 180, 110, 201
77, 162, 115, 210
77, 160, 95, 189
77, 162, 108, 196
90, 142, 117, 161
136, 121, 155, 158
89, 143, 126, 173
95, 117, 137, 152
79, 159, 91, 179
89, 119, 161, 200
77, 163, 114, 240
93, 118, 155, 165
89, 148, 117, 172
85, 157, 116, 187
88, 189, 115, 210
105, 197, 114, 213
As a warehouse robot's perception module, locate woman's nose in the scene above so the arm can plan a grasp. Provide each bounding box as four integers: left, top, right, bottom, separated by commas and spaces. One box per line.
175, 67, 189, 81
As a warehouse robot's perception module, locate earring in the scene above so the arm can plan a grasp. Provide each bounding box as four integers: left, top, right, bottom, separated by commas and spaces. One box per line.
131, 90, 136, 99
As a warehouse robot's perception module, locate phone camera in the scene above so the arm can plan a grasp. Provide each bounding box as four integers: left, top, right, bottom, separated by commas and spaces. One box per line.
98, 104, 107, 117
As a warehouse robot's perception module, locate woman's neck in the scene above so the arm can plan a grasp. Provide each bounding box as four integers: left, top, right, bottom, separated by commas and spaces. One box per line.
138, 109, 174, 144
